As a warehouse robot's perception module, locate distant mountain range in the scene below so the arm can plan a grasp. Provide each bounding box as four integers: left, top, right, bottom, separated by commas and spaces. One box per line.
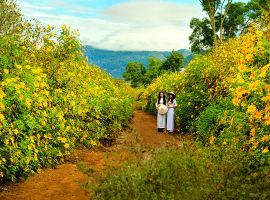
84, 45, 193, 78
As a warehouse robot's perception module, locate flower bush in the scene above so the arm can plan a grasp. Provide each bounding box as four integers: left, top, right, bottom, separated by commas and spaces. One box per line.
0, 1, 134, 182
143, 12, 270, 155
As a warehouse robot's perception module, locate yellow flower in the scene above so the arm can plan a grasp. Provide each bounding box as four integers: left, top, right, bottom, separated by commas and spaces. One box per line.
253, 110, 262, 120
35, 76, 42, 81
42, 101, 48, 107
25, 99, 31, 108
64, 143, 70, 148
236, 87, 249, 98
245, 54, 253, 62
262, 94, 270, 102
256, 30, 263, 37
41, 120, 46, 126
18, 95, 24, 100
252, 141, 258, 149
3, 69, 9, 74
250, 128, 256, 137
32, 67, 42, 74
232, 97, 240, 105
247, 105, 257, 114
4, 138, 9, 145
14, 129, 19, 135
34, 82, 40, 87
16, 64, 22, 69
70, 100, 76, 107
209, 134, 215, 144
0, 113, 5, 122
0, 89, 6, 99
261, 135, 269, 142
264, 115, 270, 125
34, 153, 38, 161
61, 137, 67, 143
0, 102, 5, 110
262, 147, 269, 154
249, 80, 260, 91
259, 65, 269, 77
238, 64, 246, 72
250, 72, 256, 79
241, 102, 246, 107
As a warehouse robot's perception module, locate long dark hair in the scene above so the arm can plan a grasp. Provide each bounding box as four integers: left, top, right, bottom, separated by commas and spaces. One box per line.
168, 93, 175, 104
157, 92, 166, 105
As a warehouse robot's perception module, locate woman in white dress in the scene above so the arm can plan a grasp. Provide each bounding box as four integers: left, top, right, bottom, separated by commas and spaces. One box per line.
167, 92, 177, 133
155, 92, 167, 132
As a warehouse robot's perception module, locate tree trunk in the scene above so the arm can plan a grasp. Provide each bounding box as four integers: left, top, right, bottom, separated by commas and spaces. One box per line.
219, 0, 232, 43
207, 0, 218, 47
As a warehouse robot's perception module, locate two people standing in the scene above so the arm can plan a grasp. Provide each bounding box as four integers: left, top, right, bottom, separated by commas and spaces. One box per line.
155, 91, 177, 133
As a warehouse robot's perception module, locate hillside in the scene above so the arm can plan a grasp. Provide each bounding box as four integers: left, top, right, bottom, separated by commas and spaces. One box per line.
84, 45, 193, 78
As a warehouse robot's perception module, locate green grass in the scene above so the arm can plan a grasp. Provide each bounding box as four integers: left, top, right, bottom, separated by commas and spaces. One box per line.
89, 144, 270, 200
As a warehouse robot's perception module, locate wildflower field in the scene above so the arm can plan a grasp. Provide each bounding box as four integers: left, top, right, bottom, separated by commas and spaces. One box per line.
93, 12, 270, 200
143, 14, 270, 153
0, 0, 134, 182
1, 0, 270, 198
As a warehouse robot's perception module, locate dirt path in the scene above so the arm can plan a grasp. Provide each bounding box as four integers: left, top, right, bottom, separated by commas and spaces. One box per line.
0, 111, 182, 200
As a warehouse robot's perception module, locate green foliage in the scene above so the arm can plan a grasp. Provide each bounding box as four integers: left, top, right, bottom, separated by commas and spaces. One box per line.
190, 0, 268, 53
0, 0, 23, 35
160, 50, 183, 72
246, 0, 270, 19
194, 102, 228, 145
84, 46, 192, 78
143, 58, 163, 85
123, 62, 146, 87
0, 1, 135, 182
143, 10, 270, 157
222, 2, 247, 38
189, 17, 213, 53
92, 145, 270, 200
124, 51, 184, 88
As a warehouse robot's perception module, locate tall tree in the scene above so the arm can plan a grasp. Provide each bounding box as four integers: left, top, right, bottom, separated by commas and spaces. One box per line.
144, 57, 163, 85
199, 0, 233, 45
222, 2, 247, 38
123, 62, 146, 87
199, 0, 217, 46
0, 0, 24, 36
161, 51, 183, 72
189, 1, 268, 53
189, 17, 214, 53
245, 0, 270, 21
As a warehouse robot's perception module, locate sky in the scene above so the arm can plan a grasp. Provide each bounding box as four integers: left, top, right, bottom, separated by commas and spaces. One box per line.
16, 0, 248, 51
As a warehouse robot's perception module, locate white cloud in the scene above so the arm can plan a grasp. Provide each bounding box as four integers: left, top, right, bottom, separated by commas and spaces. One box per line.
103, 1, 201, 25
93, 25, 192, 51
98, 1, 203, 50
16, 0, 204, 51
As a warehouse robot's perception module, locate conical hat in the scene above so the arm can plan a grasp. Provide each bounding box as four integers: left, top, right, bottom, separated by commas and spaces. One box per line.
158, 104, 168, 115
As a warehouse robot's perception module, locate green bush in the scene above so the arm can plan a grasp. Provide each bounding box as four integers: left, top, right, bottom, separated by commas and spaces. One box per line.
92, 145, 270, 200
0, 1, 134, 182
194, 103, 226, 145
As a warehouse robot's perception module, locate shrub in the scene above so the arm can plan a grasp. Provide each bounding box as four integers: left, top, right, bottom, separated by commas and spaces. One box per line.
92, 145, 270, 200
0, 1, 134, 182
142, 11, 270, 156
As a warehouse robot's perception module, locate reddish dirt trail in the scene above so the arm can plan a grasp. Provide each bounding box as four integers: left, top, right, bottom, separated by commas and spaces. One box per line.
133, 110, 178, 147
0, 110, 181, 200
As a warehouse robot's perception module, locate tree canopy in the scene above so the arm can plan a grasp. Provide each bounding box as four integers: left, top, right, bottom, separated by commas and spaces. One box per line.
123, 51, 184, 87
189, 0, 269, 53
